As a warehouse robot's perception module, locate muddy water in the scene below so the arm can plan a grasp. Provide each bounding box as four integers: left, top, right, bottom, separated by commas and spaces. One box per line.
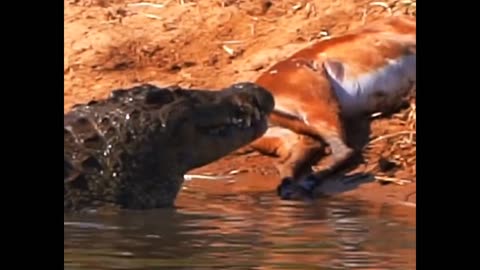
64, 174, 415, 270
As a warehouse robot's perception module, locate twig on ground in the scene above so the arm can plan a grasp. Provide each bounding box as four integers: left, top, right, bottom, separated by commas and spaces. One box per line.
319, 30, 329, 38
361, 1, 393, 24
185, 168, 249, 180
178, 0, 196, 6
247, 15, 278, 23
139, 12, 163, 19
369, 1, 392, 11
305, 2, 317, 18
217, 40, 246, 45
184, 174, 234, 181
375, 175, 413, 185
368, 130, 416, 145
397, 0, 416, 15
292, 3, 303, 13
127, 2, 166, 8
222, 45, 235, 56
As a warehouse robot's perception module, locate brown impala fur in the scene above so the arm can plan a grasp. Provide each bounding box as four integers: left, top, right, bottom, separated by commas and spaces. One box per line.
250, 16, 416, 196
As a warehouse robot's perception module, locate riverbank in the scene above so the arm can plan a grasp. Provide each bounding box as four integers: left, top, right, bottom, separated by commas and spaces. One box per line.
64, 0, 416, 207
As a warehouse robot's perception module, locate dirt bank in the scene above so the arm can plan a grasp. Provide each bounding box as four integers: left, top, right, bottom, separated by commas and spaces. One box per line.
64, 0, 416, 206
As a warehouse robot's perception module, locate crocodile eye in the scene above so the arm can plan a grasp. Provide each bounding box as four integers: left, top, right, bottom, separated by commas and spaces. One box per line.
145, 90, 174, 105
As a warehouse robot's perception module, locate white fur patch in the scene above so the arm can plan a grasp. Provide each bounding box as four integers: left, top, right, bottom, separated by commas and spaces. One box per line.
273, 102, 304, 120
264, 126, 297, 137
324, 54, 416, 116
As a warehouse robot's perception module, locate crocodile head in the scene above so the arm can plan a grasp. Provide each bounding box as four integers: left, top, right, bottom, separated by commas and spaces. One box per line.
64, 82, 274, 211
167, 82, 275, 170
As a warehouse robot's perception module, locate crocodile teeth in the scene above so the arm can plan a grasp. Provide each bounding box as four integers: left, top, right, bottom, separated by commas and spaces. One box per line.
230, 115, 257, 128
253, 108, 261, 121
244, 116, 252, 128
232, 118, 244, 126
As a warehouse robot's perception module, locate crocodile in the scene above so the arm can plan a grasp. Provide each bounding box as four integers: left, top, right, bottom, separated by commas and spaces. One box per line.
64, 82, 275, 212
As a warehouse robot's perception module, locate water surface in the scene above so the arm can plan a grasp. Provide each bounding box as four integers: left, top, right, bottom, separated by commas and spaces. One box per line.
64, 190, 415, 270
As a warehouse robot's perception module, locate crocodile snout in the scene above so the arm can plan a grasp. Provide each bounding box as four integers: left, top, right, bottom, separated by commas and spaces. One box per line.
230, 82, 275, 115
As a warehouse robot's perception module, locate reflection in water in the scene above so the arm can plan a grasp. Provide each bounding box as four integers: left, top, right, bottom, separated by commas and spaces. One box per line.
64, 192, 415, 270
